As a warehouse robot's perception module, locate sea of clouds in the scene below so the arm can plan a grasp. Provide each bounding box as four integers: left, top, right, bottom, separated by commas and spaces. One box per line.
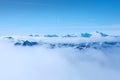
0, 36, 120, 80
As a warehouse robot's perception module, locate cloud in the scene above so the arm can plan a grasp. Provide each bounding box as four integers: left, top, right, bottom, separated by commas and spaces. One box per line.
0, 37, 120, 80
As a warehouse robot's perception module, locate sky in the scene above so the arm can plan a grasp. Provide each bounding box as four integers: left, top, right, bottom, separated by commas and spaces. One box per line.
0, 0, 120, 35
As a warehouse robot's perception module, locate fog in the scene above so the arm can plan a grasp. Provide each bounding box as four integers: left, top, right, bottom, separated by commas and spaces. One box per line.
0, 40, 120, 80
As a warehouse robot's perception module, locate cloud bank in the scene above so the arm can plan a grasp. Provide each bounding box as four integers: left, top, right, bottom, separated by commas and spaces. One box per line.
0, 34, 120, 80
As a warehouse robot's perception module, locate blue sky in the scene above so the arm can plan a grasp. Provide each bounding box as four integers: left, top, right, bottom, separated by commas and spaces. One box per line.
0, 0, 120, 35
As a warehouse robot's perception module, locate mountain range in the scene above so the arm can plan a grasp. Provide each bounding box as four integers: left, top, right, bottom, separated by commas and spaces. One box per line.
1, 31, 120, 50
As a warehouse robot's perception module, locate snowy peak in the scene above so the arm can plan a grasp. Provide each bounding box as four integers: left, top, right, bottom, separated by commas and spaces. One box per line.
14, 40, 120, 50
62, 34, 77, 37
96, 31, 109, 37
81, 33, 92, 38
44, 34, 59, 37
27, 31, 110, 38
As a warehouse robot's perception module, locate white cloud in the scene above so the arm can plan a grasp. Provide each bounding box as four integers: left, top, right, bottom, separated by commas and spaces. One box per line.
0, 37, 120, 80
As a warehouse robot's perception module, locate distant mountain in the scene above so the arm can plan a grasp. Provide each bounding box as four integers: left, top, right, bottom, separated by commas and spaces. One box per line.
14, 40, 120, 50
44, 34, 59, 37
5, 37, 14, 40
61, 32, 109, 38
96, 31, 109, 37
29, 35, 40, 37
81, 33, 92, 38
15, 40, 39, 46
27, 31, 110, 38
62, 34, 77, 37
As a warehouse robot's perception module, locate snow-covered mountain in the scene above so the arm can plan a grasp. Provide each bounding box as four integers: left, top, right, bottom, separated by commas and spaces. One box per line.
27, 31, 111, 38
14, 40, 120, 50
